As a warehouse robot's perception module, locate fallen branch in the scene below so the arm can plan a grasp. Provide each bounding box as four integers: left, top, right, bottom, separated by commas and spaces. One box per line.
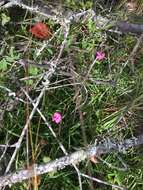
2, 0, 143, 34
117, 21, 143, 34
0, 135, 143, 188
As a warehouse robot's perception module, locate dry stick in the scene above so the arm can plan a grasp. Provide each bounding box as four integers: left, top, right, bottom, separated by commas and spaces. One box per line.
2, 1, 143, 35
80, 173, 125, 190
1, 0, 139, 187
78, 105, 94, 190
1, 0, 66, 175
5, 87, 46, 174
129, 33, 143, 72
76, 58, 100, 190
73, 57, 97, 107
5, 25, 82, 187
97, 156, 128, 171
22, 88, 83, 190
4, 25, 72, 180
0, 85, 25, 103
36, 27, 61, 57
25, 19, 84, 188
21, 89, 67, 156
1, 1, 95, 60
35, 9, 95, 57
70, 62, 94, 190
129, 33, 143, 58
0, 135, 143, 188
0, 59, 64, 174
37, 82, 84, 91
2, 0, 61, 23
119, 33, 143, 74
117, 21, 143, 34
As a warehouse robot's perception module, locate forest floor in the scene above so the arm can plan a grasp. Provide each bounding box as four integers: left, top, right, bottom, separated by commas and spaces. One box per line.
0, 0, 143, 189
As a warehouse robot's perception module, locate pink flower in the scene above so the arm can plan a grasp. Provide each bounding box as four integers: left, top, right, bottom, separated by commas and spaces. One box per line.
52, 112, 62, 124
96, 51, 105, 61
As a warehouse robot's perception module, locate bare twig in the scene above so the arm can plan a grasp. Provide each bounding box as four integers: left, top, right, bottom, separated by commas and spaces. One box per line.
98, 155, 128, 171
1, 0, 61, 23
0, 85, 25, 103
36, 27, 61, 57
119, 33, 143, 73
129, 33, 143, 72
80, 173, 126, 190
2, 1, 143, 34
5, 87, 46, 174
22, 88, 83, 190
117, 21, 143, 34
0, 135, 143, 188
4, 24, 68, 172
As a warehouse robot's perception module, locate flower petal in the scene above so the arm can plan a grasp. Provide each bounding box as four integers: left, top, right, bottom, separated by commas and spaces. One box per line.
52, 112, 62, 124
96, 51, 105, 61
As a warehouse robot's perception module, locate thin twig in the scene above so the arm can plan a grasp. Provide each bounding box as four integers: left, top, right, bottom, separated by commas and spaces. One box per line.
5, 87, 46, 173
2, 0, 61, 23
129, 33, 143, 72
119, 33, 143, 74
0, 85, 25, 103
36, 27, 62, 57
80, 173, 126, 190
22, 88, 83, 190
98, 155, 128, 171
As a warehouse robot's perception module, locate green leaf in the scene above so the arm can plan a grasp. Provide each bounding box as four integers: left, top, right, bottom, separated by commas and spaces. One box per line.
43, 156, 51, 163
29, 65, 38, 76
25, 79, 33, 85
0, 59, 8, 71
47, 48, 53, 55
1, 13, 10, 26
87, 18, 95, 33
5, 48, 20, 62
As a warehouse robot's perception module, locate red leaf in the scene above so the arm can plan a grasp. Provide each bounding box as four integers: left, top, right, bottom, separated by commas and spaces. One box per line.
29, 22, 51, 39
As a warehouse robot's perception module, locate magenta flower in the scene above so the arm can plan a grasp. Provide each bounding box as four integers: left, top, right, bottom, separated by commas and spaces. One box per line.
96, 51, 105, 61
52, 112, 62, 124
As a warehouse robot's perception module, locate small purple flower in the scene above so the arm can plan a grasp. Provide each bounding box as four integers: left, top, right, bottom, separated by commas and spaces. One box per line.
96, 51, 105, 61
52, 112, 62, 124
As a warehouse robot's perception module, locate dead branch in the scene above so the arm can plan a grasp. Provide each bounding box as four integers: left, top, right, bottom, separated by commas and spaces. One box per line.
1, 0, 143, 34
117, 21, 143, 34
0, 135, 143, 188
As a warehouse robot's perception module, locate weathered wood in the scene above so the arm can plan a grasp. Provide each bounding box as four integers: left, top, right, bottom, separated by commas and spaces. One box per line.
1, 0, 143, 33
117, 21, 143, 34
0, 135, 143, 188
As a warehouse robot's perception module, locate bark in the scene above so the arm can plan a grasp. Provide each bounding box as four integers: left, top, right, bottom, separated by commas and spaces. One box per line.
0, 135, 143, 188
1, 0, 143, 34
117, 21, 143, 34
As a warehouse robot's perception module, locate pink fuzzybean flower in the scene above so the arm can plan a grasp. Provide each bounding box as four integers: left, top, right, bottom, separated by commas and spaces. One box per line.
52, 112, 62, 124
96, 51, 105, 61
